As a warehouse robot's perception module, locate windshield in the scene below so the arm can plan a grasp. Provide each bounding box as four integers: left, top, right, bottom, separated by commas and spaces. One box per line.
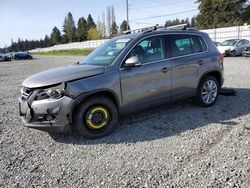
80, 38, 132, 66
221, 40, 238, 46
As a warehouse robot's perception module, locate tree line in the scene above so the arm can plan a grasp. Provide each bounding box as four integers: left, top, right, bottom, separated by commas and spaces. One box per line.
195, 0, 250, 29
165, 0, 250, 29
1, 1, 249, 53
1, 5, 130, 53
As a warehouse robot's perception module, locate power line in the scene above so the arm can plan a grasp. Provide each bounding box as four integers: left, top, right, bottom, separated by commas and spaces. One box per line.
130, 0, 240, 21
130, 0, 194, 10
131, 9, 198, 21
130, 21, 158, 25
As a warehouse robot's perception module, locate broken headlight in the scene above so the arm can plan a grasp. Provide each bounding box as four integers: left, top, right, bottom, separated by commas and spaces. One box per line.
36, 83, 65, 100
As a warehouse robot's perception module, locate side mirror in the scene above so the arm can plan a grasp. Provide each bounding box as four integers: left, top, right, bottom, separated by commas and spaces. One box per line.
124, 56, 142, 67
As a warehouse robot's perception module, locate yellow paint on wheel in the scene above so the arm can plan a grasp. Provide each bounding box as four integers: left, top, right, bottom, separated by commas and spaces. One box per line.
90, 107, 108, 118
86, 107, 109, 129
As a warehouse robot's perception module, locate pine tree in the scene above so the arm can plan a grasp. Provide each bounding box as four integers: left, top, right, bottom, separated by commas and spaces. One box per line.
120, 20, 130, 32
110, 21, 118, 37
87, 14, 96, 30
44, 35, 50, 47
196, 0, 249, 29
63, 12, 76, 42
241, 5, 250, 24
191, 17, 196, 27
50, 26, 61, 45
76, 17, 88, 41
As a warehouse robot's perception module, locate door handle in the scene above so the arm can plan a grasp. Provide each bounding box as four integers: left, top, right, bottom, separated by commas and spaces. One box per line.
161, 67, 169, 73
198, 60, 204, 65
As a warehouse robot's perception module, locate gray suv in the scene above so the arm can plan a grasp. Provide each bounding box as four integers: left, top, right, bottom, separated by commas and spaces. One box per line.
19, 28, 224, 138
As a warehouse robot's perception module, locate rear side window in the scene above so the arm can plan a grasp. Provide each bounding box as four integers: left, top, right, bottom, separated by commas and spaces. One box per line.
169, 34, 207, 58
173, 36, 192, 56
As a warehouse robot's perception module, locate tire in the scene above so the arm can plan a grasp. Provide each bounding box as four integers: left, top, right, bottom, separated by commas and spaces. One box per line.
74, 96, 118, 139
229, 50, 236, 57
195, 76, 219, 107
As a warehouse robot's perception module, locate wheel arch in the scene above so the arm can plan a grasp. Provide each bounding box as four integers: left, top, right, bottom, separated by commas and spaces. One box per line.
69, 89, 121, 125
198, 71, 223, 88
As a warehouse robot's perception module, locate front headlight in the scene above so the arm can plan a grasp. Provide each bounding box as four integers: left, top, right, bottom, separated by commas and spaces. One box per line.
36, 83, 65, 100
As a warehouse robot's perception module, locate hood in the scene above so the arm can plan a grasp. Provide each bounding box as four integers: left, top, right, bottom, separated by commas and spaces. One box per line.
217, 46, 232, 53
22, 64, 105, 88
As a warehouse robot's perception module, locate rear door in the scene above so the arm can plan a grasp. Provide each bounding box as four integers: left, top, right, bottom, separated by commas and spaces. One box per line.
120, 35, 172, 110
167, 34, 208, 100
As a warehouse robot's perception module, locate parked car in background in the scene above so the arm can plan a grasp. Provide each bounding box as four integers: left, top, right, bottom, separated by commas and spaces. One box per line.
6, 52, 16, 60
0, 55, 4, 62
0, 54, 11, 62
19, 27, 224, 138
218, 39, 249, 57
213, 41, 221, 46
14, 52, 33, 60
242, 45, 250, 57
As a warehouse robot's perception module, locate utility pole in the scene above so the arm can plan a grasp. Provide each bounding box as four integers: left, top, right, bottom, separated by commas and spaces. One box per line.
126, 0, 129, 30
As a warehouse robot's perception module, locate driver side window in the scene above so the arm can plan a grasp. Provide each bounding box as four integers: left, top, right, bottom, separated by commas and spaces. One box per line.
127, 37, 164, 64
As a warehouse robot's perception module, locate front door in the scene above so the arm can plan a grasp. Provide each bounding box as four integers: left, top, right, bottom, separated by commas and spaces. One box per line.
120, 36, 171, 110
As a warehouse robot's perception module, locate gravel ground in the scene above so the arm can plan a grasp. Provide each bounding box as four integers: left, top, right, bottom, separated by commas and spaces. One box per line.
0, 55, 249, 188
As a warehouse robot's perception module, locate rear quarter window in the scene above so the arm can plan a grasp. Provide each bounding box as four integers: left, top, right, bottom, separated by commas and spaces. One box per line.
197, 36, 207, 52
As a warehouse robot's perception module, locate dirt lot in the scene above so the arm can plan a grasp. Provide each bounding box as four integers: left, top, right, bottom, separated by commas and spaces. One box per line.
0, 55, 250, 187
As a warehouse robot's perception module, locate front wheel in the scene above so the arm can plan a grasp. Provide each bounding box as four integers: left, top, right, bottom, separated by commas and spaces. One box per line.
196, 76, 219, 107
229, 50, 236, 57
74, 96, 118, 139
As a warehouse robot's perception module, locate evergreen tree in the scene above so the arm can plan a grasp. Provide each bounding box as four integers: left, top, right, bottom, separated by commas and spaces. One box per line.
39, 39, 44, 48
44, 35, 50, 47
50, 26, 61, 45
196, 0, 249, 29
63, 12, 76, 42
61, 34, 68, 44
191, 17, 196, 27
120, 20, 130, 32
241, 5, 250, 24
110, 21, 118, 37
87, 14, 96, 30
76, 17, 88, 41
164, 20, 172, 27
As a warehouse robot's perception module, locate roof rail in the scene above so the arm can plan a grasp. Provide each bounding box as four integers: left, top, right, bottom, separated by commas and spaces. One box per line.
122, 23, 197, 35
123, 25, 158, 34
167, 23, 188, 29
185, 27, 198, 31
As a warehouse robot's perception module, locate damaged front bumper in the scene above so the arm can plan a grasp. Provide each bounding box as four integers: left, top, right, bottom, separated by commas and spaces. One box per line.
18, 92, 74, 132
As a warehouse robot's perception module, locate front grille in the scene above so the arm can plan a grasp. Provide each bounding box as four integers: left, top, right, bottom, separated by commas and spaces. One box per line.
20, 87, 33, 101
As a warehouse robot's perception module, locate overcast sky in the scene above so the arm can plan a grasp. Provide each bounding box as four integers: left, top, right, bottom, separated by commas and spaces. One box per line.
0, 0, 198, 48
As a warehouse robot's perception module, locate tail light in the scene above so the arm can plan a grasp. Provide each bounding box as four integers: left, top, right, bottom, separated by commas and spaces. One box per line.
219, 53, 224, 69
220, 53, 224, 63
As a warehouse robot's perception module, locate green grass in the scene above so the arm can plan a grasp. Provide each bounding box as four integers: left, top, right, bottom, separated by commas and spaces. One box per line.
34, 49, 94, 56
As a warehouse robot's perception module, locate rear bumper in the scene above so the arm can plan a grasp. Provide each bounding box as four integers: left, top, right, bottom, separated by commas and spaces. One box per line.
19, 96, 74, 133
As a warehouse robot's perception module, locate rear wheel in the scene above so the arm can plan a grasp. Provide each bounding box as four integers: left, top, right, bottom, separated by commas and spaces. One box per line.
196, 76, 219, 107
74, 96, 118, 139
